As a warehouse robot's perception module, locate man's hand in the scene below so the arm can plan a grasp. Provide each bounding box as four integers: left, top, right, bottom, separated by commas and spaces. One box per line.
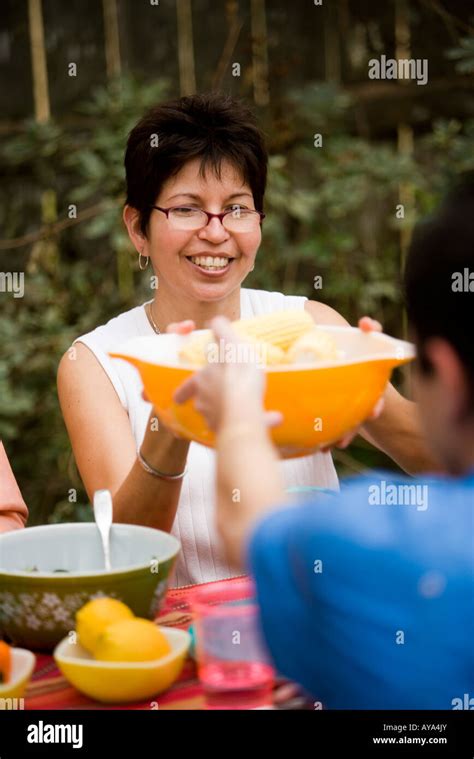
141, 319, 197, 426
173, 316, 283, 433
166, 320, 196, 335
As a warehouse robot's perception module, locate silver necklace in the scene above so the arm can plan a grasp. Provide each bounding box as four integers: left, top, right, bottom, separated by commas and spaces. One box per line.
146, 301, 161, 334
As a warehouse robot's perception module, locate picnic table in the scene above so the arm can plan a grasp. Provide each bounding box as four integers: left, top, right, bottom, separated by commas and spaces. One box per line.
25, 576, 303, 710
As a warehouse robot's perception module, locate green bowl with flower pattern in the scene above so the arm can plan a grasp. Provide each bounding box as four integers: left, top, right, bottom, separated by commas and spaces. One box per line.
0, 523, 180, 651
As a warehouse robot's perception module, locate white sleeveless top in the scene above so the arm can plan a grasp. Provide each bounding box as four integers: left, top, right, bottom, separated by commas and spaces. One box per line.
75, 288, 339, 587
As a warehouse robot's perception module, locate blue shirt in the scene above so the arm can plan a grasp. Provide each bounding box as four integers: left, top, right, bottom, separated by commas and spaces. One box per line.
246, 470, 474, 709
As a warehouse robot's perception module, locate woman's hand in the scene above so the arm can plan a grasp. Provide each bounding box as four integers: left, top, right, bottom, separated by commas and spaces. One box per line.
141, 319, 197, 438
358, 316, 383, 335
320, 315, 385, 452
173, 317, 282, 434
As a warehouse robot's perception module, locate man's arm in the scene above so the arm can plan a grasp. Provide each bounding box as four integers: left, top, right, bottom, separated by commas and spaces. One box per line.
215, 402, 288, 570
360, 383, 443, 475
172, 317, 289, 569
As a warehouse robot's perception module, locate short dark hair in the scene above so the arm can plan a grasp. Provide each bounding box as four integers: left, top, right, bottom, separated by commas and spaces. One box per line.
404, 173, 474, 397
125, 92, 268, 234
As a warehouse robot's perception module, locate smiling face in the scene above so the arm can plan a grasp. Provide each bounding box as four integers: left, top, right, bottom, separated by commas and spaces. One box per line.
127, 158, 261, 305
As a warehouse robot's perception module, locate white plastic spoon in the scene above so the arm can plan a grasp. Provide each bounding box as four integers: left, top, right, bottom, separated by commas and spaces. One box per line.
93, 489, 113, 571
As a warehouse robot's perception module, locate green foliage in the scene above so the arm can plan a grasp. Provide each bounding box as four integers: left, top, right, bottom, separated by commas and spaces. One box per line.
447, 30, 474, 74
1, 73, 474, 522
0, 265, 124, 525
249, 83, 474, 328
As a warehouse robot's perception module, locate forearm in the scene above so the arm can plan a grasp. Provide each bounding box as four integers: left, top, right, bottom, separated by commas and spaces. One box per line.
0, 512, 27, 532
113, 428, 190, 531
361, 384, 443, 475
0, 443, 28, 531
215, 411, 287, 568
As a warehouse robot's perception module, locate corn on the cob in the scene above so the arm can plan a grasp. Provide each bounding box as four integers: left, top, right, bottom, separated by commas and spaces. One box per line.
178, 330, 214, 366
244, 337, 285, 365
233, 309, 314, 351
286, 328, 339, 364
178, 329, 285, 366
178, 310, 315, 366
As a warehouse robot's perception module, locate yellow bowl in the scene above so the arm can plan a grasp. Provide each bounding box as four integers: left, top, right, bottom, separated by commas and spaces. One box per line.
53, 627, 190, 704
0, 648, 36, 706
110, 326, 415, 459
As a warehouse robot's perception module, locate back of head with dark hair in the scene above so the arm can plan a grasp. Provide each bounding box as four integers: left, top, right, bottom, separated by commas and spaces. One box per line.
125, 92, 268, 234
404, 173, 474, 395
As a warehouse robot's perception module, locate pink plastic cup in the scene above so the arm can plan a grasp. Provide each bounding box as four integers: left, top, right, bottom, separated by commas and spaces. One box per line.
190, 578, 275, 710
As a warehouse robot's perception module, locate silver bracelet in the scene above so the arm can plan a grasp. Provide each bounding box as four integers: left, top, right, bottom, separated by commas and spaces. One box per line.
137, 448, 187, 481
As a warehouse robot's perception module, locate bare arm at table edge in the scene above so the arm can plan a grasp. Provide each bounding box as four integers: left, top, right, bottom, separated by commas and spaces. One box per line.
304, 300, 443, 475
57, 342, 190, 531
0, 441, 28, 532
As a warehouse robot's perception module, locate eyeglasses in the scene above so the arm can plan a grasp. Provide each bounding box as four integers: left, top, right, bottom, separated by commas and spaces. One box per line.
151, 205, 265, 232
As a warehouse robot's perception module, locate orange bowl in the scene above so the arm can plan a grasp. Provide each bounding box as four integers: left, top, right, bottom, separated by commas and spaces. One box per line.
110, 326, 415, 459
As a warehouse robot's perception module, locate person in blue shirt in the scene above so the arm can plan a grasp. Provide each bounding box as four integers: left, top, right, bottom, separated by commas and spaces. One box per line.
175, 175, 474, 709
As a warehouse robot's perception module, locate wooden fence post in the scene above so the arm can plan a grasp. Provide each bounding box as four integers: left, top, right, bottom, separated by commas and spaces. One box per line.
395, 0, 414, 396
28, 0, 50, 123
212, 0, 243, 90
176, 0, 196, 96
102, 0, 122, 80
27, 0, 59, 278
250, 0, 269, 106
395, 0, 414, 325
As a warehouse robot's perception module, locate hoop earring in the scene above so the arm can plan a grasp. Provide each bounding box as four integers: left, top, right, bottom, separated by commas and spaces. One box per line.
138, 252, 149, 270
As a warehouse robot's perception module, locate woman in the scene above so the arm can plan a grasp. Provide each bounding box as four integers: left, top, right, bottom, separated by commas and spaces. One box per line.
58, 92, 436, 587
0, 441, 28, 532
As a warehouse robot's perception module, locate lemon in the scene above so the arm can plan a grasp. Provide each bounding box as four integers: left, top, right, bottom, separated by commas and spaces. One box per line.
94, 618, 171, 662
76, 598, 134, 654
